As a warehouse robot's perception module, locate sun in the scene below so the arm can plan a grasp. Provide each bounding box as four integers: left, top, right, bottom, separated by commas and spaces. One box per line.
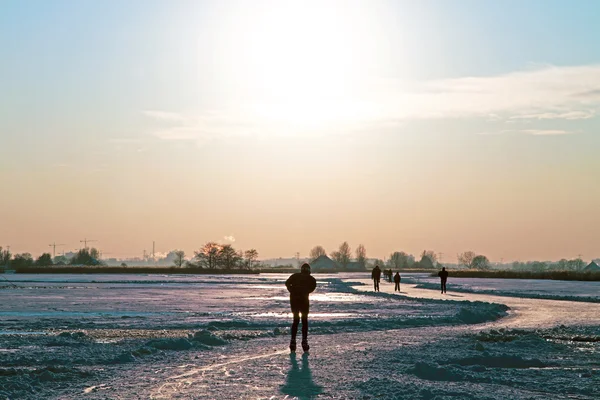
219, 1, 385, 129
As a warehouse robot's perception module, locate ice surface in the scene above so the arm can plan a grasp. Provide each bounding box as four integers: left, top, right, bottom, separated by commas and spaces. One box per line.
1, 272, 600, 399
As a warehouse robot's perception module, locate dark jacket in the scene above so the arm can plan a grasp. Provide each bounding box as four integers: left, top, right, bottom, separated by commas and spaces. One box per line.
371, 267, 381, 281
286, 272, 317, 299
438, 270, 449, 280
394, 273, 401, 283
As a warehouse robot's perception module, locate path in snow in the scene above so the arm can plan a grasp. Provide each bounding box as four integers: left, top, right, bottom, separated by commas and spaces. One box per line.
350, 279, 600, 329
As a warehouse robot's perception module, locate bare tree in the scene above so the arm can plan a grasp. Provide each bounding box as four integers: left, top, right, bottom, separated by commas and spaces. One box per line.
219, 244, 241, 269
194, 242, 221, 269
388, 251, 412, 269
331, 242, 352, 270
0, 247, 10, 266
355, 244, 367, 269
458, 251, 477, 269
244, 249, 259, 269
568, 258, 585, 271
174, 250, 185, 267
309, 246, 327, 262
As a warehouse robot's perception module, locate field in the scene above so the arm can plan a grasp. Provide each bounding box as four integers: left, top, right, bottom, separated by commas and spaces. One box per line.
1, 272, 600, 399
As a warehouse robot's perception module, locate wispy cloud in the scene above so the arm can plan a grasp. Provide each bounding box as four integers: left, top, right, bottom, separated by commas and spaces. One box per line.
142, 110, 186, 122
378, 65, 600, 121
145, 65, 600, 142
509, 111, 594, 120
108, 138, 144, 144
519, 129, 573, 136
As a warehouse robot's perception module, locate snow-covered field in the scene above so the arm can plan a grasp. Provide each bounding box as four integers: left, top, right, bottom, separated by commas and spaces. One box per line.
1, 273, 599, 399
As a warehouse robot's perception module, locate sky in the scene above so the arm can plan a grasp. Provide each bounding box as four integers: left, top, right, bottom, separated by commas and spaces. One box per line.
1, 0, 600, 262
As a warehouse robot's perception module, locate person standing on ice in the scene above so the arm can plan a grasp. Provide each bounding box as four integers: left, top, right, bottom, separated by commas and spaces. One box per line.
371, 265, 382, 292
438, 267, 449, 294
394, 271, 401, 292
286, 263, 317, 353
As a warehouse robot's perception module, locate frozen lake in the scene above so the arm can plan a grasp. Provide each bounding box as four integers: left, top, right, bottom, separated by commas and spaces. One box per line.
1, 272, 599, 399
409, 273, 600, 300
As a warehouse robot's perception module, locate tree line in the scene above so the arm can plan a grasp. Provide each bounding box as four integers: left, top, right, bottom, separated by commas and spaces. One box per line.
307, 243, 442, 270
186, 242, 259, 270
0, 244, 259, 270
0, 247, 105, 268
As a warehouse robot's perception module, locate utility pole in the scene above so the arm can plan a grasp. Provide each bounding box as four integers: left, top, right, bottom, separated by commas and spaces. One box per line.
80, 238, 97, 250
295, 252, 300, 266
152, 241, 155, 260
49, 243, 66, 258
438, 252, 443, 264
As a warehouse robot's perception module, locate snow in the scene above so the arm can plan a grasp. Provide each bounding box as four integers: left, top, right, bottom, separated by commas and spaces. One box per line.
1, 272, 600, 399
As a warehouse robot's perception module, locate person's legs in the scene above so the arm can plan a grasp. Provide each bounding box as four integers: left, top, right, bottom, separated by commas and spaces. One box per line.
291, 311, 300, 341
300, 300, 310, 352
301, 314, 308, 340
290, 299, 300, 350
440, 280, 444, 293
443, 280, 447, 293
395, 282, 399, 291
375, 280, 380, 291
373, 280, 377, 291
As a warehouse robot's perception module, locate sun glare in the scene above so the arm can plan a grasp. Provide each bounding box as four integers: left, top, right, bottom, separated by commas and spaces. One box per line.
219, 1, 385, 129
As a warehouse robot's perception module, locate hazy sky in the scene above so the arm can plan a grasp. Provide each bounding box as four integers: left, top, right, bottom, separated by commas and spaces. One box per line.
1, 0, 599, 262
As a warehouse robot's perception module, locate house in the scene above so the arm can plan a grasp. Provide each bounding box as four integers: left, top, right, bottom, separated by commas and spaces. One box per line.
310, 255, 340, 271
584, 261, 600, 272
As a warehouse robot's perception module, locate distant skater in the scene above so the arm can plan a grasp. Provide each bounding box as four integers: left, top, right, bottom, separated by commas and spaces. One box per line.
438, 267, 448, 294
286, 263, 317, 353
371, 265, 381, 292
394, 272, 401, 292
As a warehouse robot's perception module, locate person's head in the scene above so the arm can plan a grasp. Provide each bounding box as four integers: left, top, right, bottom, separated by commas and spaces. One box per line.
301, 263, 311, 274
442, 267, 446, 271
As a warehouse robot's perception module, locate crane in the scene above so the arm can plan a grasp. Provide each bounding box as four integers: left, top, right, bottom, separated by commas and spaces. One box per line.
80, 238, 97, 250
49, 243, 66, 258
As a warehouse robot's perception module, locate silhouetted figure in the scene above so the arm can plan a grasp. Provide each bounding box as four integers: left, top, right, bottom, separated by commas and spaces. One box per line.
280, 353, 323, 399
394, 272, 401, 292
371, 265, 381, 291
388, 269, 393, 283
438, 267, 449, 294
286, 263, 317, 352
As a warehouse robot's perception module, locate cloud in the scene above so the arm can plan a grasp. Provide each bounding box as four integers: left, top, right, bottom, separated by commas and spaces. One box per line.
223, 235, 236, 243
519, 129, 573, 136
509, 111, 594, 120
144, 64, 600, 141
142, 110, 186, 122
377, 65, 600, 121
108, 138, 144, 144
